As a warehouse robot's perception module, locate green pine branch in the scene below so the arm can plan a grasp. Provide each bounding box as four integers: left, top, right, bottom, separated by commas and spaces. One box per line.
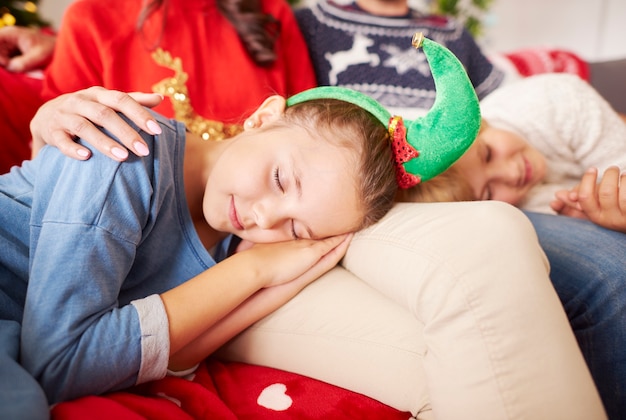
433, 0, 494, 37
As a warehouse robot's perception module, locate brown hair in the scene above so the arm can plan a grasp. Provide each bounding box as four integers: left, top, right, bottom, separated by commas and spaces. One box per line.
136, 0, 279, 66
278, 99, 398, 230
395, 165, 477, 204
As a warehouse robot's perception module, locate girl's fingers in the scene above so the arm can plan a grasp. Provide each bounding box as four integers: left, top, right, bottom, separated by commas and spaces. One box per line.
313, 233, 352, 260
290, 234, 354, 287
553, 189, 577, 207
315, 233, 353, 266
620, 170, 626, 211
595, 166, 620, 212
576, 166, 626, 232
265, 233, 352, 288
576, 167, 600, 214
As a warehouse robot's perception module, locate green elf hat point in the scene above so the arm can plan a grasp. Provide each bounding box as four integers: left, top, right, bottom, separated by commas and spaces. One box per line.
286, 32, 481, 188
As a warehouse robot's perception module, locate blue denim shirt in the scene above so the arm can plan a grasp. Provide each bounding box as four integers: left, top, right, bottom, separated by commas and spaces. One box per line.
0, 111, 224, 403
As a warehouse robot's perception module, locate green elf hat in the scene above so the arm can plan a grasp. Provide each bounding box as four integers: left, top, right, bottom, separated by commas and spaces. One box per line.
286, 33, 481, 188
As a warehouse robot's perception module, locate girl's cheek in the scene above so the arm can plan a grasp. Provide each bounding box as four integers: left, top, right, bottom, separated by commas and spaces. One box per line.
493, 188, 521, 206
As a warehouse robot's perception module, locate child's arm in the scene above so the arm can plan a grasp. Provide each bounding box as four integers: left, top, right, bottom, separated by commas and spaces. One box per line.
162, 234, 352, 368
167, 263, 337, 372
551, 166, 626, 233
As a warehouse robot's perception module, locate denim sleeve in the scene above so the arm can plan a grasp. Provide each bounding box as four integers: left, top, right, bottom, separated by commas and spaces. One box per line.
21, 130, 167, 403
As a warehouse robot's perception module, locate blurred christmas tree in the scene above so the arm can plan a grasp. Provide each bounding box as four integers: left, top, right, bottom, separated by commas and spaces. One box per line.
432, 0, 494, 37
0, 0, 48, 28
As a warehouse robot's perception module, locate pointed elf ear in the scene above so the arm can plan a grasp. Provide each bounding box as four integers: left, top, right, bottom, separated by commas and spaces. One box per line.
286, 33, 481, 188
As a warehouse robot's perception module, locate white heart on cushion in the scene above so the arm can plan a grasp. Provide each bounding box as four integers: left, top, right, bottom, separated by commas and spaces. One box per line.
257, 383, 293, 411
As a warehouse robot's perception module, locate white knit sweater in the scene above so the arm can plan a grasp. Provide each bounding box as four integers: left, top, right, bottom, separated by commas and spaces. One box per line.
480, 73, 626, 213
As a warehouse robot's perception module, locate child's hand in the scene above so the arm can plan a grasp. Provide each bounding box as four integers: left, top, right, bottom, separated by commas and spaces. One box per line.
551, 167, 626, 233
238, 233, 353, 289
551, 185, 588, 220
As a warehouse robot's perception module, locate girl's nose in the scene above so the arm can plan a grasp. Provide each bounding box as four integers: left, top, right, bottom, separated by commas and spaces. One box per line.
252, 201, 271, 229
491, 159, 519, 185
252, 199, 287, 230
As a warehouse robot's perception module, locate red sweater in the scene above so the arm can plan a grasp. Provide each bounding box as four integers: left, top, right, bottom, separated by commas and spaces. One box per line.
42, 0, 316, 124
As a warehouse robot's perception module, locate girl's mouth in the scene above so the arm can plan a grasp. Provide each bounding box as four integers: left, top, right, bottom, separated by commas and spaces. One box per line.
523, 157, 533, 185
229, 196, 244, 231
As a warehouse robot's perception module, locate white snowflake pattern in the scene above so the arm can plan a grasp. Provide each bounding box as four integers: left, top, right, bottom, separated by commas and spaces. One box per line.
381, 44, 430, 76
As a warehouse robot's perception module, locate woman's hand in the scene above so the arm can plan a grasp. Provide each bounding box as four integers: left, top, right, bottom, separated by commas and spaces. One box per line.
551, 166, 626, 233
0, 26, 56, 72
30, 86, 164, 161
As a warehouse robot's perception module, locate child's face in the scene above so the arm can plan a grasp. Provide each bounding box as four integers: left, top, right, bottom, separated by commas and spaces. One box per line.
453, 120, 547, 205
202, 124, 363, 243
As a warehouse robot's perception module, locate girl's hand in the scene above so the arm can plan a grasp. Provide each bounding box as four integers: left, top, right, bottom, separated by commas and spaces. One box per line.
167, 235, 352, 370
552, 167, 626, 233
238, 233, 353, 289
551, 185, 587, 220
30, 86, 164, 161
162, 233, 352, 359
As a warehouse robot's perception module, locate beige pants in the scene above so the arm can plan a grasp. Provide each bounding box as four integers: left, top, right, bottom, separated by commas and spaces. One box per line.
219, 201, 606, 419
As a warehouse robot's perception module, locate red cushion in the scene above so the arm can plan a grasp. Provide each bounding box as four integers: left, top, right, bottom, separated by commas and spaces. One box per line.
0, 67, 44, 174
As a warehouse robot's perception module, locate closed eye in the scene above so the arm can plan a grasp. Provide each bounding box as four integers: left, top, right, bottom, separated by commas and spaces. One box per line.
273, 167, 284, 192
483, 143, 492, 163
484, 186, 493, 201
274, 167, 298, 239
291, 220, 298, 240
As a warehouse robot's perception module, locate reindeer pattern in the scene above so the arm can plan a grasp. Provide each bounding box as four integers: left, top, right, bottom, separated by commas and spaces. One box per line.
324, 33, 381, 85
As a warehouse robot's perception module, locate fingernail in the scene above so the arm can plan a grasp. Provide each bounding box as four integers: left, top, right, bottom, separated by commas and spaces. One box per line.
76, 148, 90, 158
134, 141, 150, 156
146, 120, 162, 135
111, 147, 129, 160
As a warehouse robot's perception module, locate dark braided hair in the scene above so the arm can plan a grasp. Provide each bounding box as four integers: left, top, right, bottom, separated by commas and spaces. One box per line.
216, 0, 279, 66
136, 0, 279, 66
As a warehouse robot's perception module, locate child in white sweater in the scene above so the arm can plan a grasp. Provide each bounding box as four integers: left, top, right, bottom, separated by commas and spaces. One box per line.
400, 73, 626, 233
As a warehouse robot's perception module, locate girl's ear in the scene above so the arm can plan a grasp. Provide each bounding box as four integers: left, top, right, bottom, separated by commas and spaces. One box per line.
247, 95, 287, 128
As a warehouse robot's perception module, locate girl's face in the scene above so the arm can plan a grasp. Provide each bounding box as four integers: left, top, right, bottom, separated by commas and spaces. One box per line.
202, 124, 364, 243
454, 120, 547, 205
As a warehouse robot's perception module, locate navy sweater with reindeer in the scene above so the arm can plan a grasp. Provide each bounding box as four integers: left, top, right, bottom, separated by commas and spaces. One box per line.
295, 0, 503, 115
